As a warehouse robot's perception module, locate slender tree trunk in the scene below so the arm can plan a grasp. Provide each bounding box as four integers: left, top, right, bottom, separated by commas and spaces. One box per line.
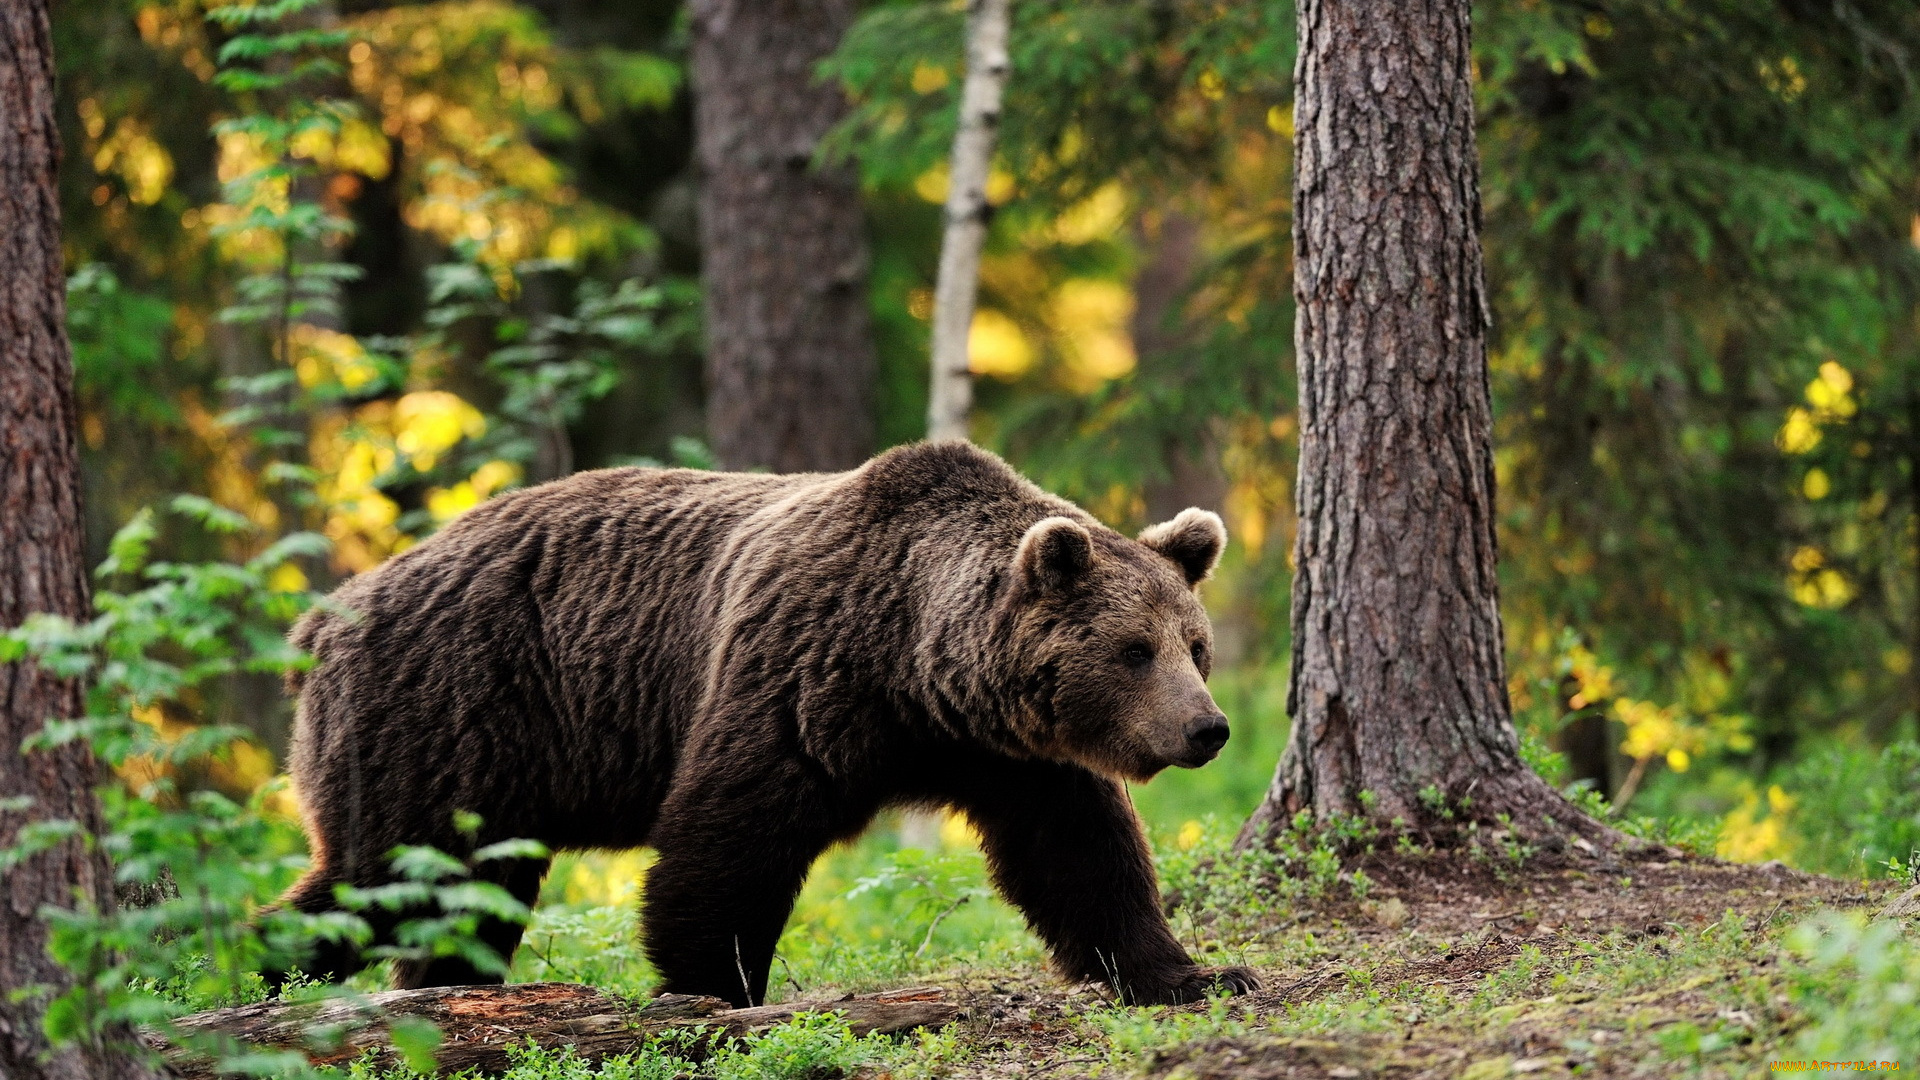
0, 5, 165, 1076
691, 0, 878, 472
1906, 385, 1920, 740
926, 0, 1011, 443
1241, 0, 1603, 846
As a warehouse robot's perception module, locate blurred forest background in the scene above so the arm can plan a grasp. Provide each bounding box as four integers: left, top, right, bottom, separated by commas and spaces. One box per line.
56, 0, 1920, 885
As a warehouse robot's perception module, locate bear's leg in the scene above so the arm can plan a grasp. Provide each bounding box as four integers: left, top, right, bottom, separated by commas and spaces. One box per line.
946, 758, 1258, 1005
390, 854, 549, 989
264, 863, 364, 986
641, 762, 844, 1007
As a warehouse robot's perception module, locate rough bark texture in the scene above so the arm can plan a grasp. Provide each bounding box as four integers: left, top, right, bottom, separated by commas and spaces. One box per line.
691, 0, 877, 472
0, 4, 165, 1077
151, 983, 962, 1078
1242, 0, 1601, 845
926, 0, 1012, 442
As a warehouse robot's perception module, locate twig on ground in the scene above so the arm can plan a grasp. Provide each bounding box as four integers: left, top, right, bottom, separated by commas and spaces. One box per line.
916, 895, 973, 959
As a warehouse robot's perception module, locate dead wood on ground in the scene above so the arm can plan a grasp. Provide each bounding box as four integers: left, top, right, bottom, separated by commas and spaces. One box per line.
148, 983, 962, 1078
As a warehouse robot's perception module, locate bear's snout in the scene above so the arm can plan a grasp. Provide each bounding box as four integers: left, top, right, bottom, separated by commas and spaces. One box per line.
1181, 712, 1231, 766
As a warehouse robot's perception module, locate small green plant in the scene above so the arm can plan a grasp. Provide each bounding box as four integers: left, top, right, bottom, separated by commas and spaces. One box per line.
1086, 989, 1254, 1068
1417, 783, 1455, 821
705, 1010, 896, 1080
514, 905, 657, 998
1883, 852, 1918, 887
844, 848, 992, 961
1158, 815, 1383, 948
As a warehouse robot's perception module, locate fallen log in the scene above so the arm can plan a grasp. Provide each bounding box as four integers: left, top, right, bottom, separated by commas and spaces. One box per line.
148, 983, 963, 1078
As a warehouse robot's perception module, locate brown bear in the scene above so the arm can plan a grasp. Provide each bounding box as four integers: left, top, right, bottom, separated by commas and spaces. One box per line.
277, 440, 1257, 1005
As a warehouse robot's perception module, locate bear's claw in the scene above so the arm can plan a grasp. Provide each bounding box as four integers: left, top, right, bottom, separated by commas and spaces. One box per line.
1132, 964, 1261, 1005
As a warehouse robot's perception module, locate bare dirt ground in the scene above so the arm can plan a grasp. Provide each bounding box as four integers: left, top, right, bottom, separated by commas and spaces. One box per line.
883, 847, 1889, 1079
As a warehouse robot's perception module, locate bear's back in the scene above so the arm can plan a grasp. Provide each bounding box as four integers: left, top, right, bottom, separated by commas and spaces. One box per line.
286, 444, 1079, 845
288, 466, 818, 844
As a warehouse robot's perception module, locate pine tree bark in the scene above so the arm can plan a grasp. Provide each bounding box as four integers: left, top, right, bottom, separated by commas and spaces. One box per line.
691, 0, 878, 472
0, 3, 166, 1076
1241, 0, 1604, 845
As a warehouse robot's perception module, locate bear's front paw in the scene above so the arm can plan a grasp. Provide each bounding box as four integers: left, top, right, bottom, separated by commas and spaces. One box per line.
1130, 964, 1260, 1005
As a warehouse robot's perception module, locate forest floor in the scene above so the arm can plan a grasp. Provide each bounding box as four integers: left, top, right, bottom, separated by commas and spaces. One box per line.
829, 847, 1892, 1079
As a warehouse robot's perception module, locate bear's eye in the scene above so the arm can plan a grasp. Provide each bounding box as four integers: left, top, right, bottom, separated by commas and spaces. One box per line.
1190, 641, 1207, 667
1121, 643, 1154, 667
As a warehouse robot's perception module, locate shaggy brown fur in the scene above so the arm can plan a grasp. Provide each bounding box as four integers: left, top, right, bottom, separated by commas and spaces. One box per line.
277, 441, 1256, 1005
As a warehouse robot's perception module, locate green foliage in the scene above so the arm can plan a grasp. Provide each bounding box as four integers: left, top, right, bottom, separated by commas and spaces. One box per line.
351, 1013, 894, 1080
1, 496, 547, 1076
421, 258, 699, 478
339, 831, 550, 981
844, 847, 991, 955
703, 1011, 895, 1080
206, 0, 350, 95
1085, 990, 1254, 1069
66, 264, 178, 426
514, 905, 657, 998
1780, 739, 1920, 879
1789, 913, 1920, 1063
775, 832, 1035, 994
1158, 815, 1371, 946
1, 501, 320, 731
826, 1, 1292, 206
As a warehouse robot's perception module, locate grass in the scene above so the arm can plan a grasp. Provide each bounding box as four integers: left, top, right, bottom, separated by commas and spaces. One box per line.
470, 803, 1916, 1079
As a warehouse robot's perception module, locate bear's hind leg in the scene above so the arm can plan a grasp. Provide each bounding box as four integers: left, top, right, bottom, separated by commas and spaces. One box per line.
260, 863, 363, 989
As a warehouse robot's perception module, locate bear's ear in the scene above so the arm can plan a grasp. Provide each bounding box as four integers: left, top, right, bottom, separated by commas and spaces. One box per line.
1016, 516, 1095, 593
1138, 508, 1227, 586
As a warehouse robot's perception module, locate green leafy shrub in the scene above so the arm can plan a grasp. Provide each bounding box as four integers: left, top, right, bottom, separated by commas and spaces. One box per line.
706, 1011, 894, 1080
1789, 913, 1920, 1063
2, 499, 544, 1076
1781, 740, 1920, 879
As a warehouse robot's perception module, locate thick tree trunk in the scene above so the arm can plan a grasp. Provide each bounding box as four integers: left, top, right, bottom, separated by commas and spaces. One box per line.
150, 983, 961, 1078
0, 5, 166, 1077
691, 0, 878, 472
926, 0, 1011, 443
1241, 0, 1602, 845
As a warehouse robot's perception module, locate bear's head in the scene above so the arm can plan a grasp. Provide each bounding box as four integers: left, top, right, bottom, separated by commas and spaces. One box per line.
1003, 508, 1232, 781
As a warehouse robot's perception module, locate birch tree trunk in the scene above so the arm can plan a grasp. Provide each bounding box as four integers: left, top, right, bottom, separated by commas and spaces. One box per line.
692, 0, 878, 472
1240, 0, 1605, 846
0, 4, 167, 1076
925, 0, 1011, 443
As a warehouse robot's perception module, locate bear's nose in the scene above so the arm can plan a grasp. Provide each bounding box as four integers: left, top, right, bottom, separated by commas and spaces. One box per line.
1185, 713, 1230, 760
